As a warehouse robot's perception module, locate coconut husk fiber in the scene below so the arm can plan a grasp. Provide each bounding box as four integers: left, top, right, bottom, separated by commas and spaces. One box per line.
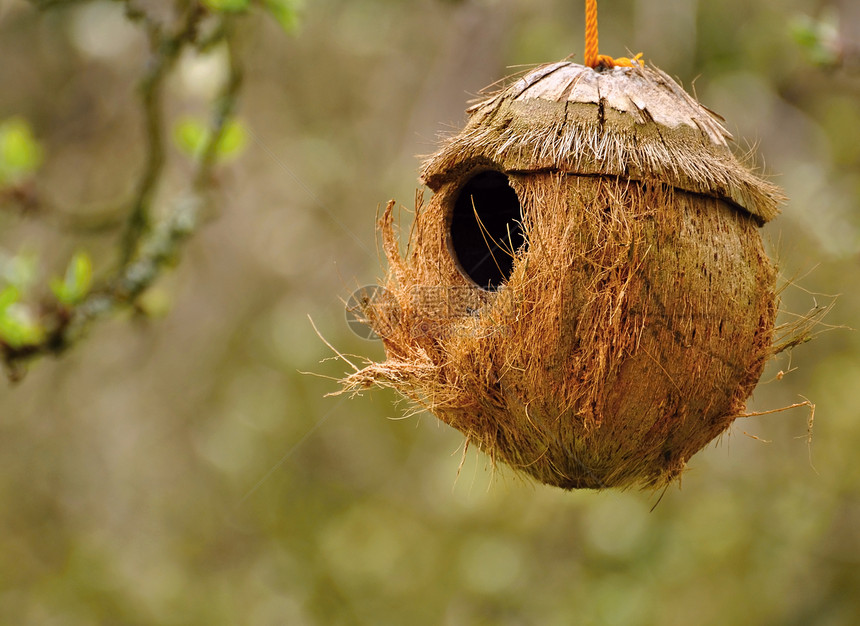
343, 60, 783, 489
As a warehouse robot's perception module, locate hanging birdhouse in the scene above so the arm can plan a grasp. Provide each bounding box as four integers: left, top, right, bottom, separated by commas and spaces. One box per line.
344, 13, 785, 489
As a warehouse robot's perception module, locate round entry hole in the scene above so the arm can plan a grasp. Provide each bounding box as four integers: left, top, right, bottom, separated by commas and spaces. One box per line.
449, 171, 524, 290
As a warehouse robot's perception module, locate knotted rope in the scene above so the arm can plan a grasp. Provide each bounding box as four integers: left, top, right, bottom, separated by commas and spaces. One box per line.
584, 0, 643, 68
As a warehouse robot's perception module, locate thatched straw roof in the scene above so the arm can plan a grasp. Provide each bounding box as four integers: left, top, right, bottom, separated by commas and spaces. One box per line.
421, 61, 783, 223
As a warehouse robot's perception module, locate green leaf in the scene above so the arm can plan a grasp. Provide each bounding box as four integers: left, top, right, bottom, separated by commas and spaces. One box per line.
215, 119, 247, 158
0, 303, 45, 348
203, 0, 251, 13
0, 285, 21, 311
789, 15, 819, 49
173, 117, 248, 161
51, 251, 93, 306
0, 117, 44, 186
174, 118, 209, 157
789, 12, 841, 67
263, 0, 303, 34
137, 287, 172, 319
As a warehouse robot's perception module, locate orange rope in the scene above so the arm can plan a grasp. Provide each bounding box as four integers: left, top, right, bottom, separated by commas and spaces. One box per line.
584, 0, 599, 68
583, 0, 643, 69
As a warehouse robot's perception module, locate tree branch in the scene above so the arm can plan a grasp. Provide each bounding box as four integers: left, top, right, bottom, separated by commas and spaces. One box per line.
2, 3, 244, 380
119, 0, 206, 266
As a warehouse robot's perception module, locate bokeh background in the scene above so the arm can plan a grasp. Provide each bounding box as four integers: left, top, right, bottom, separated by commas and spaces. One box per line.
1, 0, 858, 624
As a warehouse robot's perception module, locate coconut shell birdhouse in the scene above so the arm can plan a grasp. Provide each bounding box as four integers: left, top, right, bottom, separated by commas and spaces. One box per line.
344, 13, 785, 489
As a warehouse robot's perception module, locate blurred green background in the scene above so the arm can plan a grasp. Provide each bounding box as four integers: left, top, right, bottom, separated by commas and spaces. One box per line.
1, 0, 858, 624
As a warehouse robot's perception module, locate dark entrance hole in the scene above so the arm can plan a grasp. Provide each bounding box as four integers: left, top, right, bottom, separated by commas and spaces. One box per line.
449, 170, 525, 290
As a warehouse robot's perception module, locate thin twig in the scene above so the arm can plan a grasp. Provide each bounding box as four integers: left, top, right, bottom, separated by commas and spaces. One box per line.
120, 1, 206, 266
